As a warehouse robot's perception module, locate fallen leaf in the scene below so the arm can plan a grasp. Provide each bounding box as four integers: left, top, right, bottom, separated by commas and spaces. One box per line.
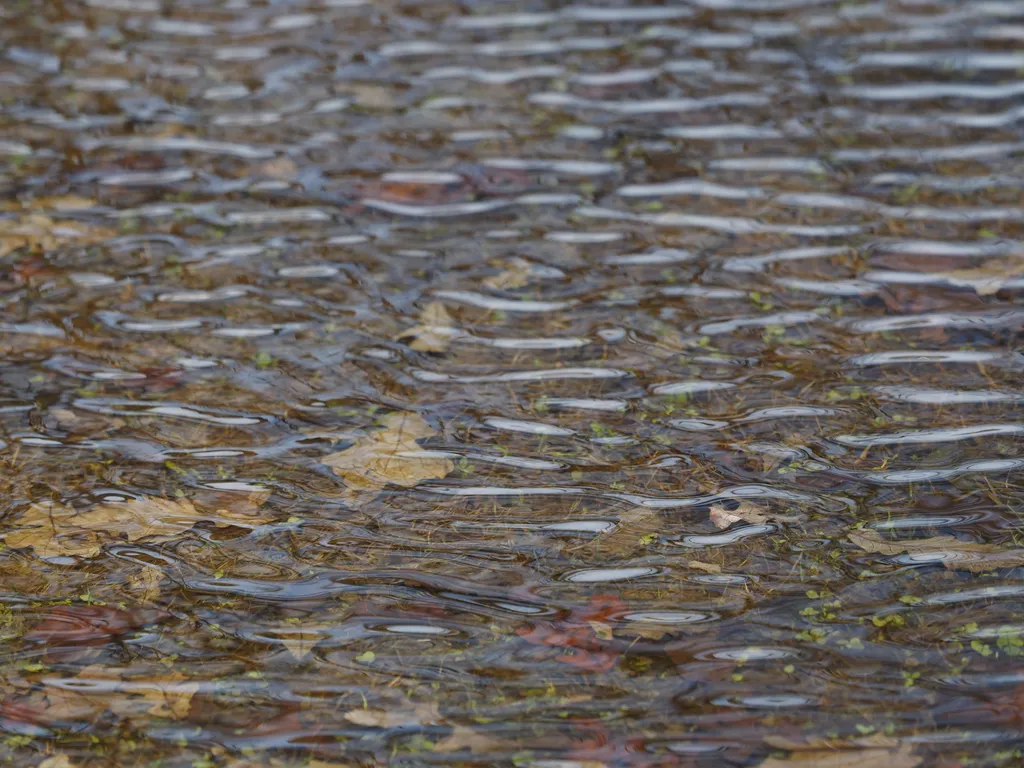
0, 213, 113, 258
129, 568, 164, 605
136, 671, 198, 719
1, 196, 98, 212
933, 255, 1024, 295
765, 733, 900, 751
396, 301, 457, 352
571, 510, 662, 559
484, 258, 533, 291
39, 756, 80, 768
757, 741, 921, 768
25, 605, 143, 646
848, 529, 1024, 572
709, 500, 770, 529
72, 493, 274, 542
433, 725, 509, 753
687, 560, 722, 573
848, 529, 959, 557
2, 502, 104, 559
258, 156, 298, 179
322, 411, 453, 495
275, 627, 321, 661
2, 494, 274, 559
343, 700, 443, 728
709, 500, 796, 529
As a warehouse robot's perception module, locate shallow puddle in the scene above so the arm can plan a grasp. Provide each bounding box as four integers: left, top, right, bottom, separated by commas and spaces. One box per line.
1, 0, 1023, 766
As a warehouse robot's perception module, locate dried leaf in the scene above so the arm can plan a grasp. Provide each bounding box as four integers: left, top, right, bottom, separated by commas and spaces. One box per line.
38, 756, 80, 768
687, 560, 722, 573
484, 258, 533, 290
934, 255, 1024, 295
434, 725, 509, 753
572, 510, 662, 559
138, 671, 198, 719
0, 213, 113, 258
396, 301, 457, 352
343, 700, 443, 728
2, 494, 274, 559
709, 501, 770, 529
848, 529, 1024, 572
258, 157, 298, 179
275, 627, 321, 661
758, 741, 921, 768
2, 502, 104, 559
765, 733, 900, 751
322, 411, 453, 495
129, 568, 163, 605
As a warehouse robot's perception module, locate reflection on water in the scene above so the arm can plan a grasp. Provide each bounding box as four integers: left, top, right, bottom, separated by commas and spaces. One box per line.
1, 0, 1024, 765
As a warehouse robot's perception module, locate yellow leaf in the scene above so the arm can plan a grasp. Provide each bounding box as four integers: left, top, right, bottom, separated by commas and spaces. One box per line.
322, 412, 453, 495
396, 301, 456, 352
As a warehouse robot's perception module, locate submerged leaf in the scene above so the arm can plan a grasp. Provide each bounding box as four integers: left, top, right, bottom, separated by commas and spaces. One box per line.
322, 411, 453, 495
933, 255, 1024, 295
433, 725, 509, 753
483, 258, 533, 291
709, 501, 772, 529
2, 502, 104, 559
343, 700, 443, 728
758, 741, 921, 768
396, 301, 457, 352
2, 493, 274, 559
848, 529, 1024, 572
0, 213, 113, 258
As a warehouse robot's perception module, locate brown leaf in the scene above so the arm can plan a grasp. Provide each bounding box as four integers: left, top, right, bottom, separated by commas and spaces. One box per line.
343, 700, 443, 728
0, 213, 113, 258
274, 626, 322, 661
483, 258, 533, 290
709, 501, 771, 529
128, 568, 163, 605
3, 493, 274, 559
934, 255, 1024, 295
396, 301, 457, 352
571, 510, 662, 559
765, 733, 900, 751
434, 725, 509, 753
2, 502, 104, 559
73, 493, 274, 542
848, 529, 1024, 572
38, 756, 80, 768
322, 411, 453, 495
136, 671, 198, 719
687, 560, 722, 573
258, 157, 298, 179
757, 742, 921, 768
